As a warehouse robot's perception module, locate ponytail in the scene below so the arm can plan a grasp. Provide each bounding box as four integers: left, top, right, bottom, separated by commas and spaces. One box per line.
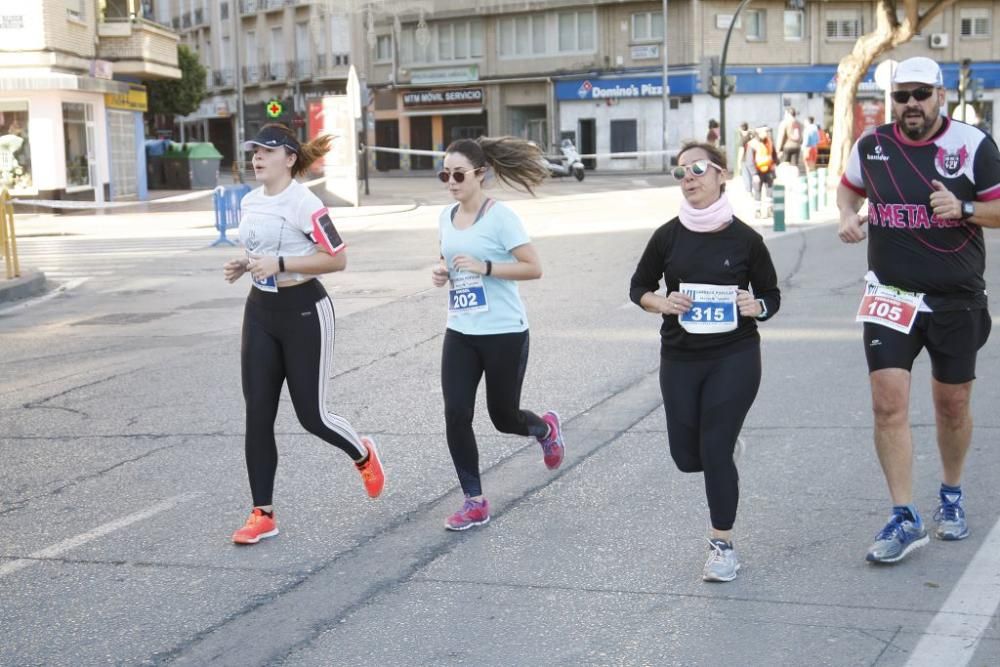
446, 136, 549, 195
258, 122, 333, 178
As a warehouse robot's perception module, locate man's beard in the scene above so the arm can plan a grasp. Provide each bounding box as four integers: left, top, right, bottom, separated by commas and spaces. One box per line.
898, 110, 936, 140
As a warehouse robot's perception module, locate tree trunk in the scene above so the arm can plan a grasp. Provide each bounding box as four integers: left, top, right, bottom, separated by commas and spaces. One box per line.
827, 0, 954, 185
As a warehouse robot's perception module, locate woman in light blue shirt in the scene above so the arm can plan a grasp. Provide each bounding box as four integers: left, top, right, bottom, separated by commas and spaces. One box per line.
430, 137, 566, 531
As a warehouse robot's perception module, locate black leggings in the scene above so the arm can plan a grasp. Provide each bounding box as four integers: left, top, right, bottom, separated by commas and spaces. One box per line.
241, 280, 366, 507
659, 344, 761, 531
442, 329, 548, 497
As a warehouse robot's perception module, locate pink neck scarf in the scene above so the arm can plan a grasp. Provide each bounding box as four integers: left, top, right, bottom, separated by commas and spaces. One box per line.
678, 194, 734, 233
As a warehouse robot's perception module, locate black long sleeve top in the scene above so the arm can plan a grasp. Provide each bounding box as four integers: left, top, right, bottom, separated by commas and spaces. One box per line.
629, 217, 781, 360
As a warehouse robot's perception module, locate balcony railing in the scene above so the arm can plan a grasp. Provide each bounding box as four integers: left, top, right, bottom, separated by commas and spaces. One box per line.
213, 69, 236, 87
243, 65, 260, 83
296, 58, 311, 79
264, 61, 288, 81
97, 17, 181, 80
240, 0, 259, 14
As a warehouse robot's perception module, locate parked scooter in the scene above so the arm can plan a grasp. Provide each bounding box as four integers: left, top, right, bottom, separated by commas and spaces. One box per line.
543, 139, 586, 181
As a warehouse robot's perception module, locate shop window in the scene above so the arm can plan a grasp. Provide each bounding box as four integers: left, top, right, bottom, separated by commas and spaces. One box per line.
745, 9, 766, 41
63, 102, 93, 189
610, 119, 638, 156
0, 102, 31, 193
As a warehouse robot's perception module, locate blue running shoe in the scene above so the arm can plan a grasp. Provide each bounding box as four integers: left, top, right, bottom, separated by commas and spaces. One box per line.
866, 512, 929, 564
934, 490, 969, 541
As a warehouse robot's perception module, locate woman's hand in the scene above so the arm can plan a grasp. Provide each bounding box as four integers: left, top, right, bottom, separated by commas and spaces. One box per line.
659, 291, 693, 316
223, 258, 248, 283
431, 262, 450, 288
737, 289, 763, 318
247, 255, 279, 282
451, 254, 487, 275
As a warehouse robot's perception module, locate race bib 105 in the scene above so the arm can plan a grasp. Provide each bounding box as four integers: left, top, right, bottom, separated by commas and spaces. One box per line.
856, 282, 923, 334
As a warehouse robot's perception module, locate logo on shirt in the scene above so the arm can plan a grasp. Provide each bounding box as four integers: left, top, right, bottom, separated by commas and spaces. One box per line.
723, 259, 730, 267
934, 144, 970, 179
866, 144, 889, 162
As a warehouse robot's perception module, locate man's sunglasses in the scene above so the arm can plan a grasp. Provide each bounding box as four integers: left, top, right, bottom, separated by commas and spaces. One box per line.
437, 168, 482, 183
671, 160, 723, 181
891, 87, 935, 104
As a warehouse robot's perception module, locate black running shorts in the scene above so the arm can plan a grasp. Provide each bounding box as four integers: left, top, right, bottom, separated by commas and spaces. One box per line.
863, 308, 991, 384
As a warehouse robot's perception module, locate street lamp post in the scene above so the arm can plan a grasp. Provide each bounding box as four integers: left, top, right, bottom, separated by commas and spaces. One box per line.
718, 0, 753, 154
232, 0, 246, 179
661, 0, 669, 172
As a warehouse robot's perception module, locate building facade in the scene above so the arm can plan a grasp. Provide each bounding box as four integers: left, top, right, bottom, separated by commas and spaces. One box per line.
166, 0, 361, 170
358, 0, 1000, 172
0, 0, 180, 201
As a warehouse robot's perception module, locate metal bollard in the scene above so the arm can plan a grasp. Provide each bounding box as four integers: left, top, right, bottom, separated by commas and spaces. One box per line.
773, 184, 786, 232
808, 171, 819, 218
796, 175, 809, 221
0, 188, 20, 278
817, 167, 828, 210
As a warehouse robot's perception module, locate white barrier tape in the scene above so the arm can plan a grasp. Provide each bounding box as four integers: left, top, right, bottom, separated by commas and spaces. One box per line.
366, 145, 676, 161
12, 176, 325, 211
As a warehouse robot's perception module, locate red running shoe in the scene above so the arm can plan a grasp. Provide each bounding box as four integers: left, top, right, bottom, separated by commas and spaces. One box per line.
445, 495, 490, 531
538, 411, 565, 470
356, 436, 385, 498
232, 508, 278, 545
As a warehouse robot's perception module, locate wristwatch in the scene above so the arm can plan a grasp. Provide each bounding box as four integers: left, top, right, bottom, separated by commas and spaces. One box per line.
961, 201, 975, 220
755, 299, 768, 320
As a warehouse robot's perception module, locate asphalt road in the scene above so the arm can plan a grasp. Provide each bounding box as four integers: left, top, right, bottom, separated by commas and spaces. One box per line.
2, 179, 1000, 666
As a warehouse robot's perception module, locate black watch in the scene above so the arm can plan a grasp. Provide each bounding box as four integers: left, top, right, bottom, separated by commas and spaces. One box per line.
961, 201, 975, 220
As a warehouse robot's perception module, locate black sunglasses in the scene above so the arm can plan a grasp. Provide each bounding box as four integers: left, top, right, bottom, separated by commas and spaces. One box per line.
891, 87, 935, 104
437, 168, 481, 183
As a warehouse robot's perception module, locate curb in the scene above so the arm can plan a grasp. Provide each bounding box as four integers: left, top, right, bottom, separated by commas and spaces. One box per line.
0, 269, 48, 304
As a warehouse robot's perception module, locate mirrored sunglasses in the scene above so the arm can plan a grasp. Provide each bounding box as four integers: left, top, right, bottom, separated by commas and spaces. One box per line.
890, 87, 935, 104
671, 160, 722, 181
437, 168, 481, 183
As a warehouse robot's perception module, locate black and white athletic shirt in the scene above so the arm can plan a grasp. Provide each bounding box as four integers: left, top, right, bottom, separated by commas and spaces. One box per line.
841, 118, 1000, 310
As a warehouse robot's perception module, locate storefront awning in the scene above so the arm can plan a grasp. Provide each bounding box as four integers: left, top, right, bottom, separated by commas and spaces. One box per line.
402, 106, 484, 117
0, 72, 132, 94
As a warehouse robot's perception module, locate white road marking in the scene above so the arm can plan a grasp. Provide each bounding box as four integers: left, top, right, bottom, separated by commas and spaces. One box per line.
904, 517, 1000, 666
0, 492, 202, 578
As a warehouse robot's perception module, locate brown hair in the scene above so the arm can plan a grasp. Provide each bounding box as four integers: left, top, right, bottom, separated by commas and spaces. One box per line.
445, 136, 548, 195
261, 122, 333, 178
677, 141, 728, 194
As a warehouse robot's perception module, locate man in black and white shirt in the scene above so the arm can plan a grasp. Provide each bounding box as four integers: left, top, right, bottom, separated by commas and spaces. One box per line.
838, 57, 1000, 564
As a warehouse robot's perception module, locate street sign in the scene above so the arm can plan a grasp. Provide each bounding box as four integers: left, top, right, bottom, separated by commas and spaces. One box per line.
265, 99, 283, 118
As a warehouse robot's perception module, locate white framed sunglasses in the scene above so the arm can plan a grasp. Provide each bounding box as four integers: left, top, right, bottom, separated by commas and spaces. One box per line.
671, 160, 723, 181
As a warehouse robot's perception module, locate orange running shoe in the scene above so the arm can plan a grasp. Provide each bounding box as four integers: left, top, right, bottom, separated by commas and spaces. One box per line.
356, 436, 385, 498
232, 508, 278, 545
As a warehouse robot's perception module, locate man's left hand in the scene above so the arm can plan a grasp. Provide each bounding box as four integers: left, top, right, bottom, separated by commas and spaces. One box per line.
930, 179, 962, 220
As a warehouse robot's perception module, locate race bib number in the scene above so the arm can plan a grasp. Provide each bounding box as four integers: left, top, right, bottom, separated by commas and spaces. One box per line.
448, 272, 489, 314
678, 283, 738, 334
248, 253, 278, 293
855, 282, 923, 334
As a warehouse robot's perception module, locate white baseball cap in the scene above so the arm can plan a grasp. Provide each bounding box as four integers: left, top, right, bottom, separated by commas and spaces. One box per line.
892, 57, 943, 87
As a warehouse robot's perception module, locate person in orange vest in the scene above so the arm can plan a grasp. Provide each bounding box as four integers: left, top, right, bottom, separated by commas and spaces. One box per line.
747, 126, 778, 218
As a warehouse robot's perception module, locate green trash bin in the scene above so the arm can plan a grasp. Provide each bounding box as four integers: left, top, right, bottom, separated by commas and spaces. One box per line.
163, 142, 223, 189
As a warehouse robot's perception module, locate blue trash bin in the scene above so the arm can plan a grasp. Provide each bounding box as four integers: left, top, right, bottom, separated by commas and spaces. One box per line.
211, 184, 251, 246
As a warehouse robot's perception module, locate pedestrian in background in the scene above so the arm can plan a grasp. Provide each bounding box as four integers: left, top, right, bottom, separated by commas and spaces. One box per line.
748, 126, 778, 218
735, 122, 754, 193
777, 108, 803, 168
431, 136, 566, 531
706, 119, 721, 147
629, 141, 781, 582
223, 123, 385, 545
803, 115, 820, 171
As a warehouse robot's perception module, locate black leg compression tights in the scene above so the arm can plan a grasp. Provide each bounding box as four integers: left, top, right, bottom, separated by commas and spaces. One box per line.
659, 344, 761, 532
241, 280, 367, 507
441, 328, 549, 497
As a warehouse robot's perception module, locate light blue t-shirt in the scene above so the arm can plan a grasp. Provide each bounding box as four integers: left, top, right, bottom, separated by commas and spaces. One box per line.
438, 200, 531, 335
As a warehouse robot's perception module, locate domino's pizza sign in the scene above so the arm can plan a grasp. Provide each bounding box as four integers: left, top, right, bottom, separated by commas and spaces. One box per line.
555, 75, 690, 101
577, 80, 593, 99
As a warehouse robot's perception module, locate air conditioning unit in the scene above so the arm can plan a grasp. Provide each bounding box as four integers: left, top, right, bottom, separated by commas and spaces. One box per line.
929, 33, 949, 48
